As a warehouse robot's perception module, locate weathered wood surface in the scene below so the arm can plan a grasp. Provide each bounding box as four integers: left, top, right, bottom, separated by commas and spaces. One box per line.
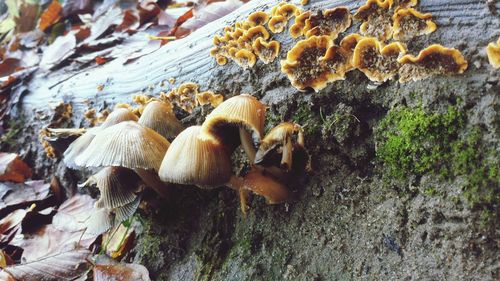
21, 0, 500, 113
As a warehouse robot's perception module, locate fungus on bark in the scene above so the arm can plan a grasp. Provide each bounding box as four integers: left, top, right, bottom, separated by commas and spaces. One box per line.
196, 91, 224, 107
166, 82, 199, 113
247, 11, 270, 27
486, 36, 500, 69
201, 94, 266, 163
234, 49, 257, 69
339, 33, 365, 71
289, 11, 311, 38
275, 3, 301, 20
158, 126, 232, 188
252, 38, 280, 64
138, 100, 184, 140
397, 0, 418, 8
303, 7, 352, 39
352, 37, 406, 82
392, 8, 437, 41
268, 15, 287, 33
354, 0, 394, 42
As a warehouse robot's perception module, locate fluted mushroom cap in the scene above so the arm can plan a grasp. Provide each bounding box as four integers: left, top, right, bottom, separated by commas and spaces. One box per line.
138, 100, 184, 140
201, 94, 266, 150
63, 108, 138, 168
158, 126, 232, 188
75, 121, 170, 171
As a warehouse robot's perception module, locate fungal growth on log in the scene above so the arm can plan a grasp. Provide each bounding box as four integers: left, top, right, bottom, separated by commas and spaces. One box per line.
353, 37, 407, 82
397, 0, 418, 8
302, 7, 352, 39
253, 38, 281, 64
196, 91, 224, 108
354, 0, 395, 42
392, 8, 437, 41
339, 33, 365, 71
486, 36, 500, 69
166, 82, 199, 113
398, 44, 468, 82
268, 15, 288, 33
247, 11, 270, 27
290, 11, 312, 38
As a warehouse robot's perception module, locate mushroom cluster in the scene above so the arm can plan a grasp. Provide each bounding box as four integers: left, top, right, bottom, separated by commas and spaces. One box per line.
163, 82, 223, 113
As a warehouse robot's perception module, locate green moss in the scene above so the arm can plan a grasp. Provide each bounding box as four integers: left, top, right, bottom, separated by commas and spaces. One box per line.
376, 105, 499, 224
292, 105, 320, 136
0, 118, 22, 148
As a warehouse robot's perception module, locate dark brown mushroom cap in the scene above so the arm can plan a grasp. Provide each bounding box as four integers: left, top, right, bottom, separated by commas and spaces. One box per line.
138, 100, 184, 140
74, 121, 170, 171
158, 126, 232, 188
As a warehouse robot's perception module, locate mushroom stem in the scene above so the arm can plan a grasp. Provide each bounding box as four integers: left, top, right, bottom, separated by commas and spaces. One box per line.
297, 130, 305, 147
239, 127, 256, 163
46, 128, 87, 136
281, 136, 293, 171
134, 168, 170, 198
226, 175, 249, 216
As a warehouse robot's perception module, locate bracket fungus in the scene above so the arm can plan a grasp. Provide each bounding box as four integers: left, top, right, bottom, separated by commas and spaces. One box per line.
63, 108, 138, 169
252, 38, 280, 64
281, 35, 349, 91
339, 33, 365, 71
158, 126, 232, 188
398, 44, 468, 83
234, 49, 257, 69
302, 7, 352, 39
275, 3, 302, 20
397, 0, 418, 8
167, 82, 199, 113
201, 94, 266, 163
392, 8, 437, 41
138, 100, 184, 140
354, 0, 394, 42
486, 36, 500, 69
289, 11, 312, 38
247, 11, 270, 27
353, 37, 406, 82
196, 91, 224, 108
255, 122, 304, 172
268, 15, 288, 34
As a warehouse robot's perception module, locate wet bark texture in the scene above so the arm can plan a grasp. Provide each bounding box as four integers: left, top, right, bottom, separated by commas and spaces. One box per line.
5, 0, 500, 280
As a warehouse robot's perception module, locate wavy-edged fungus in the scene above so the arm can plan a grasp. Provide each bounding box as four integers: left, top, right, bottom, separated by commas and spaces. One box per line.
398, 44, 468, 82
63, 108, 138, 169
281, 35, 346, 91
486, 36, 500, 69
159, 126, 232, 188
216, 54, 228, 65
339, 33, 365, 71
253, 38, 280, 64
397, 0, 418, 8
289, 11, 311, 38
255, 122, 304, 171
81, 166, 138, 209
247, 11, 270, 26
268, 15, 288, 33
353, 37, 406, 82
196, 91, 224, 108
275, 3, 302, 20
303, 7, 352, 39
234, 49, 257, 69
354, 0, 394, 42
201, 94, 266, 162
138, 100, 184, 140
167, 82, 199, 113
392, 8, 437, 41
74, 121, 171, 196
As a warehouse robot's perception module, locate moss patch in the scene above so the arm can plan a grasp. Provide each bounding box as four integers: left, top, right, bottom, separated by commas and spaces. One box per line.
375, 105, 499, 224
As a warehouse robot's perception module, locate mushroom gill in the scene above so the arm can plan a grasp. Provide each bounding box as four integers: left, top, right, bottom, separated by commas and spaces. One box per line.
392, 8, 437, 41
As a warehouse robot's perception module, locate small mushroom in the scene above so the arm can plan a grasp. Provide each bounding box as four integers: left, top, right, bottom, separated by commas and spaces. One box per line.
486, 36, 500, 69
234, 49, 257, 69
158, 126, 232, 188
392, 8, 437, 41
354, 0, 394, 42
252, 38, 280, 64
303, 7, 352, 39
74, 121, 171, 197
289, 11, 312, 38
268, 15, 288, 33
255, 122, 304, 172
196, 91, 224, 107
201, 94, 266, 162
138, 100, 184, 140
353, 37, 406, 82
247, 11, 270, 26
398, 44, 468, 82
63, 108, 138, 169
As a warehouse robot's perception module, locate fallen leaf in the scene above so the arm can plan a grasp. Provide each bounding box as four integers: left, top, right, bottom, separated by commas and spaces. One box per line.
62, 0, 93, 18
15, 2, 39, 33
0, 153, 32, 183
0, 58, 20, 78
165, 8, 193, 37
52, 194, 95, 232
0, 206, 32, 243
95, 56, 107, 65
94, 262, 151, 281
1, 247, 91, 281
102, 223, 135, 259
0, 181, 51, 219
84, 6, 123, 43
38, 0, 62, 32
0, 249, 14, 268
39, 31, 76, 69
18, 30, 45, 48
116, 10, 140, 32
138, 0, 161, 25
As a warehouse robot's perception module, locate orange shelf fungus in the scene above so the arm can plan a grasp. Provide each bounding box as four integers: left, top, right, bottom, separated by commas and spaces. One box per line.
397, 0, 418, 8
289, 11, 311, 38
339, 33, 365, 71
276, 3, 302, 20
486, 36, 500, 69
252, 38, 280, 64
301, 0, 310, 5
354, 0, 394, 42
234, 49, 257, 69
247, 11, 270, 27
216, 54, 228, 65
168, 82, 199, 113
353, 37, 407, 82
303, 7, 352, 39
392, 8, 437, 41
398, 44, 468, 82
281, 35, 348, 92
243, 25, 271, 43
271, 2, 287, 16
196, 91, 224, 107
268, 15, 288, 33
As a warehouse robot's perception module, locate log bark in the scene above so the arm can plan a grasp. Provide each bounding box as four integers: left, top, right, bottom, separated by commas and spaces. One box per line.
6, 0, 500, 280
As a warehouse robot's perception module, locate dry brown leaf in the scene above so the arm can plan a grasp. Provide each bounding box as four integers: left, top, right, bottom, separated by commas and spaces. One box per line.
138, 0, 161, 25
0, 153, 32, 183
1, 247, 91, 281
39, 31, 76, 69
0, 207, 32, 244
62, 0, 93, 18
52, 194, 95, 232
38, 0, 62, 32
94, 263, 151, 281
0, 181, 50, 217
